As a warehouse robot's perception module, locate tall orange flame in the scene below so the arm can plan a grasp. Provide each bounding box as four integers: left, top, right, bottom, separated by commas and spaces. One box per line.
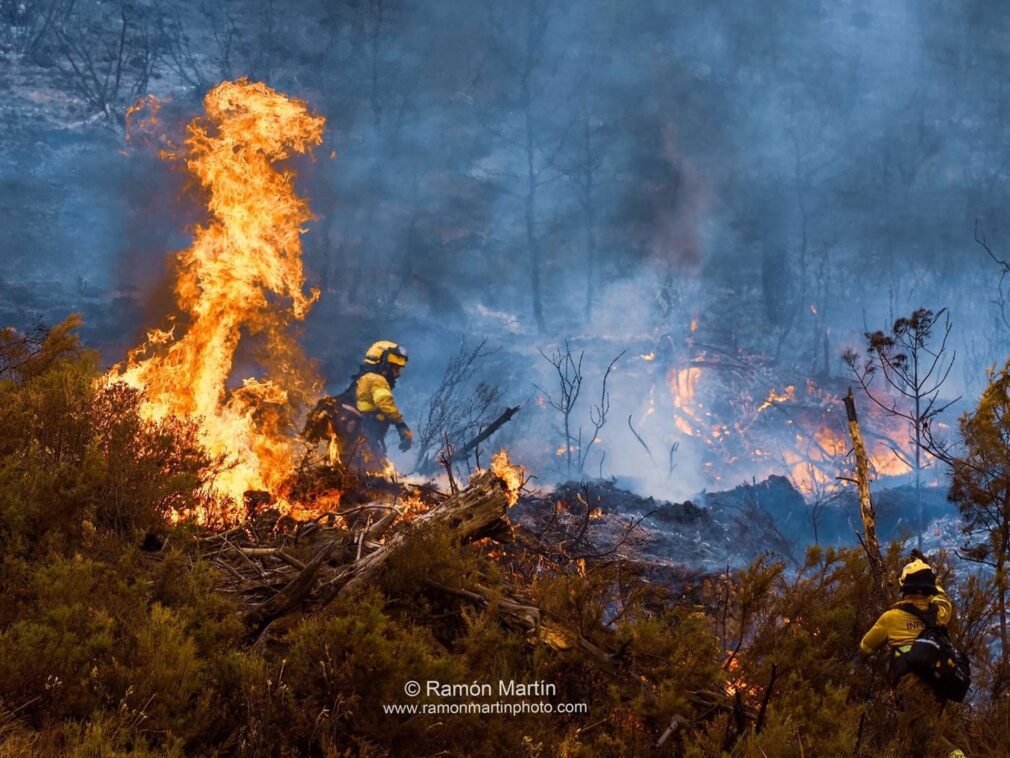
108, 79, 325, 522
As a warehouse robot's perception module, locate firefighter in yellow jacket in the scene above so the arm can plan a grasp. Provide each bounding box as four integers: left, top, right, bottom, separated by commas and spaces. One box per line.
354, 340, 413, 467
858, 554, 965, 758
302, 341, 413, 476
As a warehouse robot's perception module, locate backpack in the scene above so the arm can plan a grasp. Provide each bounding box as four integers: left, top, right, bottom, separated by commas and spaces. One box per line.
897, 602, 971, 703
303, 380, 363, 444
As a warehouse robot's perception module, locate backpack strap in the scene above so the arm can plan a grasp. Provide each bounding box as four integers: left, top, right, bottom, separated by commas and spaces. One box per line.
332, 375, 361, 405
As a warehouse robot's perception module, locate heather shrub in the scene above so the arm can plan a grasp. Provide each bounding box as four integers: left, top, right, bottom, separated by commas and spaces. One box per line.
0, 350, 99, 552
282, 588, 468, 754
4, 317, 1010, 756
0, 316, 210, 553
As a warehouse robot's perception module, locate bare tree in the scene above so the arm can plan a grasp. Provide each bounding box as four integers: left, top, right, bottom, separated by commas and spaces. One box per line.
155, 1, 248, 92
536, 340, 583, 477
555, 78, 613, 322
843, 307, 959, 548
578, 350, 622, 474
471, 0, 575, 334
974, 220, 1010, 333
537, 341, 622, 478
414, 339, 503, 473
1, 0, 72, 59
52, 0, 160, 122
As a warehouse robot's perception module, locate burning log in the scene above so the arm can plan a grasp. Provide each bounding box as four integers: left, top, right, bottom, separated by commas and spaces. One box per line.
206, 457, 525, 642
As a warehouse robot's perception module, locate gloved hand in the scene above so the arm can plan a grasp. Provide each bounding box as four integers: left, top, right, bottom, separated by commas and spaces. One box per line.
397, 424, 413, 452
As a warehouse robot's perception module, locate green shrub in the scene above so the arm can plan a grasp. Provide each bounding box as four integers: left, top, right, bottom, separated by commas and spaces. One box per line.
4, 316, 1010, 755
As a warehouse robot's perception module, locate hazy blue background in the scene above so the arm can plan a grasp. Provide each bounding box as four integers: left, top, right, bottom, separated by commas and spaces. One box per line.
3, 0, 1009, 494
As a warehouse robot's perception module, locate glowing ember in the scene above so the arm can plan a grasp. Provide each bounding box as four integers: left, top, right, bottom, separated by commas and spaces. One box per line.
662, 357, 913, 495
724, 653, 757, 698
106, 79, 325, 523
675, 416, 695, 437
669, 365, 706, 438
490, 450, 525, 506
671, 366, 702, 408
756, 385, 796, 413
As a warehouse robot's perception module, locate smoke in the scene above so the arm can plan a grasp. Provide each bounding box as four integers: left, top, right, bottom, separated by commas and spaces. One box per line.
4, 0, 1009, 498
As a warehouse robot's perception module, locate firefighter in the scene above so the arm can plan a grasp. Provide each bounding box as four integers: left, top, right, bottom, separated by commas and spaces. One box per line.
302, 341, 413, 477
354, 340, 413, 466
858, 553, 965, 758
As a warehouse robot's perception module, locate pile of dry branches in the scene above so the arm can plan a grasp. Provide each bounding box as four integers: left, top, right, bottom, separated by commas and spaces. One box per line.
199, 471, 511, 640
193, 461, 756, 748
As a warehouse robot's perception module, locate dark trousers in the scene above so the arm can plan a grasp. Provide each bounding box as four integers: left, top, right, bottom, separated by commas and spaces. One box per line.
347, 416, 390, 475
894, 674, 961, 757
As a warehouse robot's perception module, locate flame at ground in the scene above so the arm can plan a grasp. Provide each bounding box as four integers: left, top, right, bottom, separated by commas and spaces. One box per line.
664, 363, 913, 495
491, 451, 526, 506
107, 79, 325, 522
671, 365, 705, 438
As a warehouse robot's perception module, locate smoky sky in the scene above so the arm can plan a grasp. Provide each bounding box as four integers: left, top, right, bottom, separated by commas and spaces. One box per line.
3, 0, 1010, 493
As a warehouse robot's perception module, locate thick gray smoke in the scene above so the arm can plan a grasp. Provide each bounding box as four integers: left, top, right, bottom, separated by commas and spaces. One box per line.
3, 0, 1008, 497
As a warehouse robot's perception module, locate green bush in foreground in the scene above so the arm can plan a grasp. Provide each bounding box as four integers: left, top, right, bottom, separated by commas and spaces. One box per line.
3, 316, 1010, 756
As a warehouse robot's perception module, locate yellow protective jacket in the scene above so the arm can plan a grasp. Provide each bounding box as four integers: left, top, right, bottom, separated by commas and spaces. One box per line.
354, 372, 404, 426
859, 589, 953, 656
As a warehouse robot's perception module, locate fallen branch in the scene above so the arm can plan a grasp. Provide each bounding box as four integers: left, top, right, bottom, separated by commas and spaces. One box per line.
245, 540, 336, 631
452, 405, 521, 463
238, 547, 306, 571
657, 715, 691, 748
320, 469, 511, 602
365, 507, 402, 541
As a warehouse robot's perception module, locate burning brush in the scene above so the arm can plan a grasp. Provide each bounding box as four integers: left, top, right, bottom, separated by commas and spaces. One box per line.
106, 79, 325, 524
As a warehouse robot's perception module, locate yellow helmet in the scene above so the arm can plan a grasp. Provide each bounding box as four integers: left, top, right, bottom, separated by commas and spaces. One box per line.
364, 340, 408, 368
899, 558, 937, 594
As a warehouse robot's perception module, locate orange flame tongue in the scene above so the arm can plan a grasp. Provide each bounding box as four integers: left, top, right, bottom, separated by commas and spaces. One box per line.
490, 451, 526, 506
109, 79, 326, 522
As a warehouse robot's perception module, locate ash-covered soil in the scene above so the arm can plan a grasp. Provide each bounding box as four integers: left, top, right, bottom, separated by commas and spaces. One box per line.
514, 475, 957, 574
